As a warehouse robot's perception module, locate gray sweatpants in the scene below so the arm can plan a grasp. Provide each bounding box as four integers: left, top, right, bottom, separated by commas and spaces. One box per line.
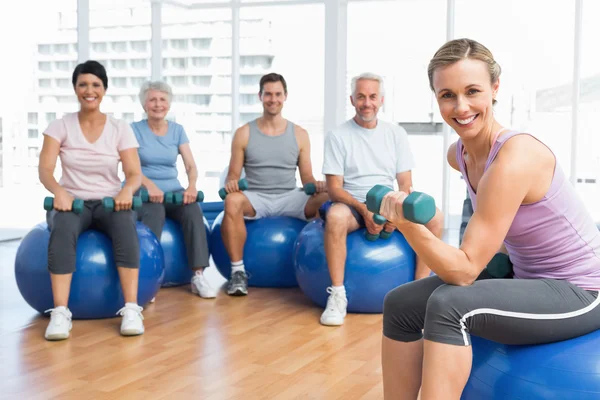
383, 272, 600, 346
137, 202, 210, 269
47, 200, 139, 274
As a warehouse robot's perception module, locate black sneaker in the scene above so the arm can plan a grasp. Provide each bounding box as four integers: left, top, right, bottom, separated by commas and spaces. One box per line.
227, 270, 248, 296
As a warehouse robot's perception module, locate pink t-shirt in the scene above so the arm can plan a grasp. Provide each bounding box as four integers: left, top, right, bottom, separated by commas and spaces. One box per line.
43, 112, 139, 200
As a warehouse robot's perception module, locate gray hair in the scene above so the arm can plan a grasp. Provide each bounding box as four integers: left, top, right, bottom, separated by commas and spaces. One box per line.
138, 80, 173, 107
351, 72, 385, 99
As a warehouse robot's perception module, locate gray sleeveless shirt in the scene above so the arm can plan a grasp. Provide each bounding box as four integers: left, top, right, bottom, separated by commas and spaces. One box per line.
244, 119, 299, 194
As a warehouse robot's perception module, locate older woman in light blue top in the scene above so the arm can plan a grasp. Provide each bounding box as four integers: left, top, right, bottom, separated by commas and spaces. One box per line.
131, 81, 216, 299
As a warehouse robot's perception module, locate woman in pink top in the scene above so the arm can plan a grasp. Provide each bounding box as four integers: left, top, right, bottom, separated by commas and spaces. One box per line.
38, 61, 144, 341
377, 39, 600, 399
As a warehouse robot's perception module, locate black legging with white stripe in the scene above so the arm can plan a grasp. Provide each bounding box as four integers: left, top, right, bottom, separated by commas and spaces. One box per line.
383, 272, 600, 346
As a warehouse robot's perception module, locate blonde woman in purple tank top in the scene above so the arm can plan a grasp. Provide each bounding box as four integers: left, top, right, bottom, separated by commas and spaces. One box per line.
376, 39, 600, 400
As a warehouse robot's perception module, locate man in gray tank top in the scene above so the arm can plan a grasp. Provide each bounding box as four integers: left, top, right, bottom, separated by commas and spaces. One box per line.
221, 73, 329, 296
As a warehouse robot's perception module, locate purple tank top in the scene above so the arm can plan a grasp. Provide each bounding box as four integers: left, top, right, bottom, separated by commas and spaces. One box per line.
456, 131, 600, 290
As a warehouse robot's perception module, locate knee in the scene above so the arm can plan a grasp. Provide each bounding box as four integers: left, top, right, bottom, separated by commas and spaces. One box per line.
324, 204, 352, 233
181, 204, 203, 225
224, 192, 246, 216
383, 284, 426, 340
425, 284, 467, 321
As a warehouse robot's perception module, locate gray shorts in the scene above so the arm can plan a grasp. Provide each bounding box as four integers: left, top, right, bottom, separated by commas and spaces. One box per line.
244, 189, 311, 221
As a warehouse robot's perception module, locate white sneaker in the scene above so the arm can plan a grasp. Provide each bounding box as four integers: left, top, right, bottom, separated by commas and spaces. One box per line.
191, 273, 218, 298
117, 303, 145, 336
44, 306, 73, 341
320, 287, 348, 326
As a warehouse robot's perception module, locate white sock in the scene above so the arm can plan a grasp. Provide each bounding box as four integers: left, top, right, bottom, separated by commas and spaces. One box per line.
332, 285, 346, 298
125, 302, 139, 308
231, 260, 245, 273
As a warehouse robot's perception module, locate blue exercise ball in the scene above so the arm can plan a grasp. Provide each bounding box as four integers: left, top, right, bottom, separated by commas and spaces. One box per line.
293, 219, 415, 313
210, 211, 307, 287
159, 215, 211, 287
462, 330, 600, 399
14, 221, 164, 319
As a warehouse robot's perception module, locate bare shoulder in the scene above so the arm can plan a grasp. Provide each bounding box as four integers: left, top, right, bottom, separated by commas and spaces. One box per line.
293, 123, 309, 147
232, 123, 250, 146
447, 141, 460, 171
498, 133, 554, 166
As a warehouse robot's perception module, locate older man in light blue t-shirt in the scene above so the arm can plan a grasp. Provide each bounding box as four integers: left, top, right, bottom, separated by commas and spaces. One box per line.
319, 72, 445, 326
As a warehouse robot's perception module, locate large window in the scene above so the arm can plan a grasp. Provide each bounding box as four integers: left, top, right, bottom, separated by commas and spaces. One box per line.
162, 6, 232, 201
240, 4, 325, 184
347, 0, 447, 216
451, 0, 576, 228
0, 0, 77, 231
577, 0, 600, 220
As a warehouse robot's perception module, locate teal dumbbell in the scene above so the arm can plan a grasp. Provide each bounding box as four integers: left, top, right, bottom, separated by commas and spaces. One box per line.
304, 183, 317, 195
103, 196, 142, 212
219, 179, 248, 200
366, 185, 436, 226
486, 253, 513, 278
141, 189, 204, 205
43, 197, 84, 214
166, 191, 205, 205
379, 230, 393, 240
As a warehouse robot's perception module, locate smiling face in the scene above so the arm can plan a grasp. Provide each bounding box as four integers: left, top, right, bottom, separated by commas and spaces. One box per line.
144, 89, 171, 120
74, 73, 105, 111
350, 78, 384, 123
432, 58, 499, 138
259, 81, 287, 117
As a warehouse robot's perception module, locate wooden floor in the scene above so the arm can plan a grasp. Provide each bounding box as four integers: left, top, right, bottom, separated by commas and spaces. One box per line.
0, 241, 385, 400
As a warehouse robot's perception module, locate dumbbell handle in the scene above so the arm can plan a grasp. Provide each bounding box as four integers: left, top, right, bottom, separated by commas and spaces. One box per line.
102, 196, 142, 212
140, 189, 204, 205
219, 178, 248, 200
366, 185, 436, 225
304, 183, 317, 195
43, 197, 84, 214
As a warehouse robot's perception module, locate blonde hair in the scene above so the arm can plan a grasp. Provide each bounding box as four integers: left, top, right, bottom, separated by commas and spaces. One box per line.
428, 38, 501, 103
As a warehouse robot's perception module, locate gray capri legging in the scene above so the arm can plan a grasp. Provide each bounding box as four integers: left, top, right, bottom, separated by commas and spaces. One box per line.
47, 200, 139, 274
137, 201, 210, 269
383, 271, 600, 346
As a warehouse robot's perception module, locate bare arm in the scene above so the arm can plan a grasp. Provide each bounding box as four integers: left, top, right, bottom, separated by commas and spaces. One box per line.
326, 175, 368, 215
38, 135, 64, 195
396, 171, 412, 194
226, 125, 249, 183
296, 126, 317, 186
381, 135, 546, 285
119, 148, 142, 195
179, 143, 198, 190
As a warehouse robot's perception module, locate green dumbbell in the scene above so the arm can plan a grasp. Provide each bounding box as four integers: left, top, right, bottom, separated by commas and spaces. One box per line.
141, 189, 204, 205
486, 253, 513, 278
366, 185, 436, 225
304, 183, 317, 195
219, 178, 248, 200
102, 196, 143, 212
379, 230, 393, 240
43, 197, 84, 214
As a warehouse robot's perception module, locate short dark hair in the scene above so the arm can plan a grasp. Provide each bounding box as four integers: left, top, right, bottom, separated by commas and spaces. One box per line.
259, 73, 287, 95
72, 60, 108, 89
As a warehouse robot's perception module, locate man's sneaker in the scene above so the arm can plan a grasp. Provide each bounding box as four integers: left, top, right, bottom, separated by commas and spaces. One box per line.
320, 287, 348, 326
117, 304, 145, 336
191, 273, 218, 298
44, 306, 72, 341
226, 270, 248, 296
